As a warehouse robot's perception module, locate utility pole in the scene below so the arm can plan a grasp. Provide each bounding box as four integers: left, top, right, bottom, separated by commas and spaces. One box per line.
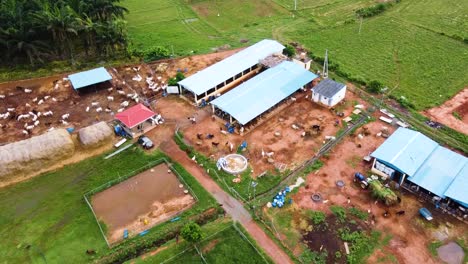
323, 49, 329, 79
294, 0, 297, 11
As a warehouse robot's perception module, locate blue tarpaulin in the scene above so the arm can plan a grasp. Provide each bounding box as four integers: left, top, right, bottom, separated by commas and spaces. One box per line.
69, 67, 112, 90
211, 61, 317, 125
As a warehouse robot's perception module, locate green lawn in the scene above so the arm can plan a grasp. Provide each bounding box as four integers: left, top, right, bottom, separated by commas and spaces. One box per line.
0, 147, 218, 264
136, 222, 271, 264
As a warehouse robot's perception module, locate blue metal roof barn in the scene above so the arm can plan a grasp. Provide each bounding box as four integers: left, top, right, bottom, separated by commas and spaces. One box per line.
210, 61, 317, 125
68, 67, 112, 90
370, 127, 438, 176
371, 127, 468, 206
178, 39, 285, 96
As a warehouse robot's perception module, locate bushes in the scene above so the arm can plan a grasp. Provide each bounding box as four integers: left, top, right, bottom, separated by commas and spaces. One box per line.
283, 44, 296, 57
366, 80, 383, 94
356, 1, 400, 18
330, 205, 347, 223
168, 72, 186, 86
127, 45, 170, 62
307, 210, 326, 225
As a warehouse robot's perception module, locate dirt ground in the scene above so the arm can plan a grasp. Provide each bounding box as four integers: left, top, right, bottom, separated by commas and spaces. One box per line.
91, 163, 195, 244
291, 120, 467, 264
424, 88, 468, 134
0, 49, 240, 144
182, 90, 367, 177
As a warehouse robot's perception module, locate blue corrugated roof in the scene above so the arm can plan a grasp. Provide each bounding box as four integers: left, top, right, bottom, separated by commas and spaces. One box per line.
371, 128, 438, 175
69, 67, 112, 90
444, 164, 468, 206
372, 127, 468, 206
407, 146, 467, 198
178, 39, 285, 95
210, 61, 317, 125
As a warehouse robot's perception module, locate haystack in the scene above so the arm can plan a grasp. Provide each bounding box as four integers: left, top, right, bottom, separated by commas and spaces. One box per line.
0, 129, 75, 184
78, 121, 113, 148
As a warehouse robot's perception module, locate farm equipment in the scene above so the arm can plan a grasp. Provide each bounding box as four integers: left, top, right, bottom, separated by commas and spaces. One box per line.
354, 172, 399, 206
354, 172, 369, 189
419, 208, 433, 221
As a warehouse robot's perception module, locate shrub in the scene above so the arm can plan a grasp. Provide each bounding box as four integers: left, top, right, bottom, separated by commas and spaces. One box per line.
175, 72, 186, 81
299, 249, 327, 264
143, 46, 170, 62
356, 1, 399, 18
284, 44, 296, 57
330, 205, 347, 222
181, 222, 203, 244
349, 207, 369, 221
367, 80, 383, 93
308, 211, 326, 225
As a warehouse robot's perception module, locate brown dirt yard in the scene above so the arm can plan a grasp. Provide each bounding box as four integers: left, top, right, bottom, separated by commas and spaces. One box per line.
91, 163, 195, 244
291, 120, 467, 264
424, 88, 468, 134
182, 90, 367, 177
0, 49, 240, 144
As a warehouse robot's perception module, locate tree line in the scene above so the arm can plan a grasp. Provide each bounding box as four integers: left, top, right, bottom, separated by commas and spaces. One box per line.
0, 0, 128, 66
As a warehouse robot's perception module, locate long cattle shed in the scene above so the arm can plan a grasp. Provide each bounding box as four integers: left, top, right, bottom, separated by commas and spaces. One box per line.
370, 127, 468, 210
210, 61, 317, 126
178, 39, 284, 105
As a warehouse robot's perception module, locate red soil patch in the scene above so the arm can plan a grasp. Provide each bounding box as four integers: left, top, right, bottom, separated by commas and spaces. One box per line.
182, 90, 367, 177
424, 88, 468, 134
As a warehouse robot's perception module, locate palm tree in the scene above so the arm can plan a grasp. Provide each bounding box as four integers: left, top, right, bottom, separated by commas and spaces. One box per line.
0, 27, 48, 66
33, 3, 80, 60
87, 0, 128, 22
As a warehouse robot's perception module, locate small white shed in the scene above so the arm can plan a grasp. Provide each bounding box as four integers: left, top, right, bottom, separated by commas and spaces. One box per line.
311, 79, 346, 107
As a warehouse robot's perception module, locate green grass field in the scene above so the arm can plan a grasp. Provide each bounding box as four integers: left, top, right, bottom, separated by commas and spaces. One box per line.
136, 222, 271, 264
123, 0, 468, 110
0, 147, 218, 263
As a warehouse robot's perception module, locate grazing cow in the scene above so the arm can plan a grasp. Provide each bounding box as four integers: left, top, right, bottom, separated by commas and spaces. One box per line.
196, 133, 203, 140
396, 210, 405, 216
206, 134, 214, 139
211, 142, 219, 147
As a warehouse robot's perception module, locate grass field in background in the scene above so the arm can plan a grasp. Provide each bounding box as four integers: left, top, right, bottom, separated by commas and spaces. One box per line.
123, 0, 468, 110
0, 147, 218, 263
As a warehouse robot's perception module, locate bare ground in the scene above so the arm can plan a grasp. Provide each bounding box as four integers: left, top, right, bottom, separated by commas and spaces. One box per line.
91, 163, 195, 244
424, 88, 468, 134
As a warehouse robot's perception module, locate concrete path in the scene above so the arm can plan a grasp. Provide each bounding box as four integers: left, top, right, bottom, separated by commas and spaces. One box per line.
161, 139, 293, 264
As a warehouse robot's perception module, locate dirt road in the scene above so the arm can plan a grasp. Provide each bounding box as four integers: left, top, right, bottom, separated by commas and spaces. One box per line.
160, 139, 293, 264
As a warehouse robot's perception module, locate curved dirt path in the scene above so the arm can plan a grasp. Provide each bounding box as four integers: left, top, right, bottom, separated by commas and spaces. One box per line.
160, 139, 293, 264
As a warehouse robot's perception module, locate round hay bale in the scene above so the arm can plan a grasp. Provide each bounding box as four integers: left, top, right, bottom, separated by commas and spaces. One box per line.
78, 121, 113, 148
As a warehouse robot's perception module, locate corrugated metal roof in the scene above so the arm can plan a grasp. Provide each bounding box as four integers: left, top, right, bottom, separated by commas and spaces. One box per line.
312, 79, 346, 98
68, 67, 112, 90
372, 127, 468, 206
115, 103, 155, 128
444, 164, 468, 206
178, 39, 285, 95
210, 61, 317, 125
407, 146, 467, 198
371, 128, 438, 175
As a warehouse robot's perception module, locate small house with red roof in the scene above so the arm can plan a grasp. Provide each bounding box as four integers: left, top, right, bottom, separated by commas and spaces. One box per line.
115, 103, 157, 137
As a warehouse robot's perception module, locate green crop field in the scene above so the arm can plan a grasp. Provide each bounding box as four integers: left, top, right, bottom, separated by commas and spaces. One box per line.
123, 0, 468, 110
0, 148, 218, 264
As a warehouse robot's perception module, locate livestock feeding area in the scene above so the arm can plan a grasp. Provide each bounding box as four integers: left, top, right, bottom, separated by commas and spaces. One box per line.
0, 1, 467, 264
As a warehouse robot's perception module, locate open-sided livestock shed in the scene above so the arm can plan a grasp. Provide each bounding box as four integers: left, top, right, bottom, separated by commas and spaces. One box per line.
371, 127, 468, 208
68, 67, 112, 91
210, 61, 317, 126
178, 39, 285, 105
